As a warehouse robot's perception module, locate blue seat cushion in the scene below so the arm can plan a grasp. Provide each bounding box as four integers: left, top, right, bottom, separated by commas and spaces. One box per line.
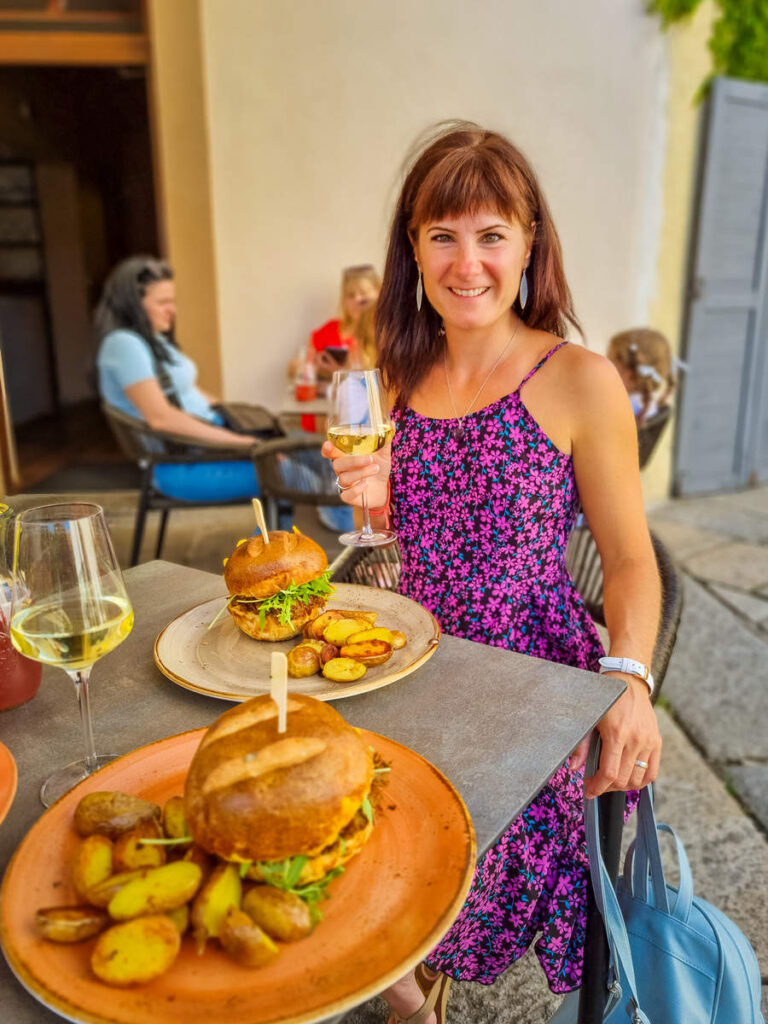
152, 462, 259, 502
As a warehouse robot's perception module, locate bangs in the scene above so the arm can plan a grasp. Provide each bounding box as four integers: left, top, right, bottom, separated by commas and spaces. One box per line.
410, 146, 531, 232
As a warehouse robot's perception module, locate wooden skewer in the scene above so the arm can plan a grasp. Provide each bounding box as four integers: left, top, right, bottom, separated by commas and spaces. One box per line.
270, 652, 288, 733
252, 498, 269, 545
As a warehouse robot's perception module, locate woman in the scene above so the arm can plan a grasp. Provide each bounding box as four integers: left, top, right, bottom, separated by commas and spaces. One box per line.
96, 256, 259, 502
308, 264, 381, 378
323, 124, 661, 1024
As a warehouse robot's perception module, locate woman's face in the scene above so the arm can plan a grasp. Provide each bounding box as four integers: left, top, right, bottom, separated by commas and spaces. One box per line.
342, 276, 379, 325
413, 208, 531, 334
141, 279, 176, 334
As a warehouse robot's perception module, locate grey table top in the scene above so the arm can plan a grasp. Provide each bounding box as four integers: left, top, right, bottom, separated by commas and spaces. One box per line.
0, 560, 624, 1024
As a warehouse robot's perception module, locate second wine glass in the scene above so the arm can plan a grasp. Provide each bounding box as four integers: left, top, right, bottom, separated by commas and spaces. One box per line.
327, 369, 396, 548
10, 503, 133, 807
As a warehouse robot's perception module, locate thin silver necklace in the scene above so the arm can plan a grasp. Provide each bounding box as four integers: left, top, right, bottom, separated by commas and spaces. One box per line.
443, 322, 521, 442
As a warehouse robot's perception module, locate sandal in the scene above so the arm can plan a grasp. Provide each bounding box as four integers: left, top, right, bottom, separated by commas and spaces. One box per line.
386, 965, 452, 1024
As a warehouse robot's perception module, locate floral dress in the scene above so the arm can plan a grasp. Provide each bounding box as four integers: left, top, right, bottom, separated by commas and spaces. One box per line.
390, 341, 609, 992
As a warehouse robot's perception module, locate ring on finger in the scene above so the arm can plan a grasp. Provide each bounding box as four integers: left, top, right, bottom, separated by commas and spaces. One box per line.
634, 758, 649, 770
335, 478, 345, 494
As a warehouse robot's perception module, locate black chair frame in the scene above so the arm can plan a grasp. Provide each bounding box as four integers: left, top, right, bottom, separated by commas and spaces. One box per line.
250, 436, 347, 532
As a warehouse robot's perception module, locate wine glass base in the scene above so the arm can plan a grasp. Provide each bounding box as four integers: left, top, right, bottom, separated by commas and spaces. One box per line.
40, 754, 119, 808
338, 529, 397, 549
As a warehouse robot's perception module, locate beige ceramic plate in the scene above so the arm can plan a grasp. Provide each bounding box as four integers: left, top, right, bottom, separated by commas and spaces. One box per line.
154, 583, 440, 702
0, 727, 476, 1024
0, 741, 17, 826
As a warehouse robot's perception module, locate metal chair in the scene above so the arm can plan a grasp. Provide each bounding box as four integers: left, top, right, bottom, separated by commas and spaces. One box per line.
637, 405, 672, 469
102, 403, 278, 567
250, 436, 347, 531
333, 525, 683, 1024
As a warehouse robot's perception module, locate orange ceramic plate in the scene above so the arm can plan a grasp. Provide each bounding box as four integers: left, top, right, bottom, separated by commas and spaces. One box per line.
0, 728, 476, 1024
0, 741, 17, 826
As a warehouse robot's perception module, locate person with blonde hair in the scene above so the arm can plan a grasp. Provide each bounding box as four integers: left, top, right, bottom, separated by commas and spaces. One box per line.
607, 327, 676, 425
303, 264, 381, 379
324, 122, 661, 1023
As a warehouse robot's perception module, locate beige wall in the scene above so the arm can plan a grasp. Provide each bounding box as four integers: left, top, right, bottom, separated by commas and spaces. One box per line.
199, 0, 667, 405
146, 0, 222, 395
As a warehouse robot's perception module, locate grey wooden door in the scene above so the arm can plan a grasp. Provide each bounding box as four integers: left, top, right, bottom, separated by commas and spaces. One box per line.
675, 76, 768, 495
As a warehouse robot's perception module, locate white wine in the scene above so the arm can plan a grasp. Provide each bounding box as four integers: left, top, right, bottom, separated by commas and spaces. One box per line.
328, 423, 395, 455
10, 595, 134, 671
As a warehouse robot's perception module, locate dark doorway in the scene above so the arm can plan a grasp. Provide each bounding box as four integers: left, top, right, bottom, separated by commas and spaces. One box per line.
0, 65, 158, 491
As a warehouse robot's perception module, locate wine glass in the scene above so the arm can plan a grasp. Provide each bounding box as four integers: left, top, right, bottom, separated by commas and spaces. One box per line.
10, 503, 133, 807
327, 368, 396, 548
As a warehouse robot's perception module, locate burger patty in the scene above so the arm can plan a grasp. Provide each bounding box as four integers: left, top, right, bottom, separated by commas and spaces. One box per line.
231, 592, 327, 622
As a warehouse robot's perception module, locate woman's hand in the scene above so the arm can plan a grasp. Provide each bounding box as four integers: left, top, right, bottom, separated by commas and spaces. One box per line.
570, 676, 661, 798
321, 440, 391, 508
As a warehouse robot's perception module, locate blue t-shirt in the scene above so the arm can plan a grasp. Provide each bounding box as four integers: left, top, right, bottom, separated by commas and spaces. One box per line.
97, 329, 216, 423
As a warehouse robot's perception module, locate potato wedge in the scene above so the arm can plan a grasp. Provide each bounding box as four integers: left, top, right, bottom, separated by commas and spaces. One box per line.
86, 869, 148, 908
335, 609, 378, 624
74, 791, 161, 840
390, 629, 407, 650
322, 657, 367, 683
162, 796, 188, 840
72, 835, 114, 901
219, 907, 279, 968
36, 905, 110, 943
323, 618, 371, 646
166, 903, 190, 934
112, 823, 166, 872
91, 915, 180, 986
303, 610, 345, 639
286, 644, 321, 678
191, 862, 242, 952
108, 861, 202, 921
339, 639, 393, 667
183, 844, 214, 879
346, 627, 394, 646
242, 885, 312, 942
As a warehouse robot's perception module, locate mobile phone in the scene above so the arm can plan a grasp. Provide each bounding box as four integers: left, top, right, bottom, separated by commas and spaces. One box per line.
325, 346, 349, 366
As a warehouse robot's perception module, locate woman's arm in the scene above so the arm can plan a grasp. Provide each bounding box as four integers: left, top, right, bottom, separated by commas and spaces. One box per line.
124, 378, 254, 448
570, 354, 662, 798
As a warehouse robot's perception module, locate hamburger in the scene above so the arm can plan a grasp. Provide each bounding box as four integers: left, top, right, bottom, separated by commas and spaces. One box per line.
184, 694, 386, 891
223, 530, 334, 642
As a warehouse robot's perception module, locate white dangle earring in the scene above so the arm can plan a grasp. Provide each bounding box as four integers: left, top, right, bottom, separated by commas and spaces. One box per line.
416, 268, 424, 312
519, 266, 529, 311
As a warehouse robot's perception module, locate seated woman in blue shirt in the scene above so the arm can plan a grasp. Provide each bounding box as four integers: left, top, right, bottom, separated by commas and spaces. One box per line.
96, 256, 259, 502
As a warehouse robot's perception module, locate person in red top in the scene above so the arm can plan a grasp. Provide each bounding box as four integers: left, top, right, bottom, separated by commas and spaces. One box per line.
302, 264, 381, 380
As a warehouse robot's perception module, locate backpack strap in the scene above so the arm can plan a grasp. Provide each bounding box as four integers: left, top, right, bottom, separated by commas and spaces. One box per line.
515, 340, 569, 393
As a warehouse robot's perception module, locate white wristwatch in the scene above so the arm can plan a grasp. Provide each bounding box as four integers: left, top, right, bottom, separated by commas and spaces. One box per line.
598, 656, 654, 696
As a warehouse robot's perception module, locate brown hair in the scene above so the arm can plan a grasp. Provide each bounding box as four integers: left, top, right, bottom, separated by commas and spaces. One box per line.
376, 122, 581, 407
607, 327, 675, 409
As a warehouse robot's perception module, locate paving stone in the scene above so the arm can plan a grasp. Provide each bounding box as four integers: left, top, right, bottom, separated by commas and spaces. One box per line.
684, 541, 768, 591
728, 762, 768, 835
663, 576, 768, 761
651, 493, 768, 545
710, 583, 768, 628
646, 517, 729, 561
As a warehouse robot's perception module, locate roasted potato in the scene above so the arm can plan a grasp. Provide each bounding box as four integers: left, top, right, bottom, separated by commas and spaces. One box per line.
219, 906, 279, 968
72, 835, 114, 901
321, 657, 367, 683
323, 618, 371, 646
36, 905, 110, 943
183, 844, 215, 880
74, 791, 161, 840
242, 885, 312, 942
335, 609, 378, 624
286, 644, 321, 678
320, 642, 339, 665
166, 902, 190, 934
112, 822, 166, 872
91, 915, 181, 986
86, 869, 149, 908
346, 627, 394, 646
339, 639, 393, 667
191, 862, 242, 952
162, 796, 188, 840
302, 610, 345, 639
390, 629, 407, 650
108, 861, 202, 921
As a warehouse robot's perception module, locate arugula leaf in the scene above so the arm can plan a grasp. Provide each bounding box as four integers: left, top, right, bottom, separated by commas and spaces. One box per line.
249, 853, 345, 923
360, 796, 374, 824
253, 571, 335, 628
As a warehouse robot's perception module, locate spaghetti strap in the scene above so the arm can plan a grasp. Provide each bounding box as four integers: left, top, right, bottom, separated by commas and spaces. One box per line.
515, 340, 569, 393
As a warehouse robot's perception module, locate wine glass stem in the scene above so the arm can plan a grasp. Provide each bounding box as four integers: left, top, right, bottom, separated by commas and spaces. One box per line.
360, 478, 375, 539
68, 667, 99, 773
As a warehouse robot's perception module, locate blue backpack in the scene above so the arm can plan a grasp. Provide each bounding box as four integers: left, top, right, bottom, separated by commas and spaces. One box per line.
554, 761, 765, 1023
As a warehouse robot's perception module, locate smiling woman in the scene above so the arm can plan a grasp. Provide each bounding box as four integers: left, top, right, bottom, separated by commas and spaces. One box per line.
323, 121, 662, 1024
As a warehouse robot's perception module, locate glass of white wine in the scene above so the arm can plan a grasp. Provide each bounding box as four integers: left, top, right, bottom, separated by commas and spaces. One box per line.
327, 368, 396, 548
10, 503, 134, 807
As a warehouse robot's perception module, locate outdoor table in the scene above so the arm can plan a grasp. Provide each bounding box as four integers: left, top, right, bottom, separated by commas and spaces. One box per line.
0, 560, 625, 1024
279, 389, 330, 419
